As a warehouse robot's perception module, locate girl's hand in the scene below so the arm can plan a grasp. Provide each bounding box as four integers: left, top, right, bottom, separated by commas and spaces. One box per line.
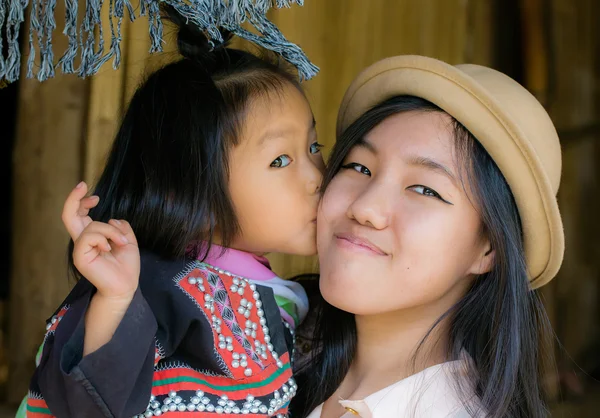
73, 219, 140, 300
63, 182, 141, 300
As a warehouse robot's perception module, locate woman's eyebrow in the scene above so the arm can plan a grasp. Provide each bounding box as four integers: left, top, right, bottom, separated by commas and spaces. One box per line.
353, 137, 377, 154
406, 155, 457, 185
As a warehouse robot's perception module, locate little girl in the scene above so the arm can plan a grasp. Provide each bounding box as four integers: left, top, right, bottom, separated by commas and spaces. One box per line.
25, 6, 323, 418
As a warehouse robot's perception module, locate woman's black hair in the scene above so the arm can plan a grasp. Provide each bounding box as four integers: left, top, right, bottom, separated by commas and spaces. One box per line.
292, 96, 555, 418
68, 5, 301, 277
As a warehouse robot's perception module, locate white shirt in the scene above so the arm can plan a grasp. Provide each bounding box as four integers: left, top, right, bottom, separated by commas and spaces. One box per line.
307, 360, 482, 418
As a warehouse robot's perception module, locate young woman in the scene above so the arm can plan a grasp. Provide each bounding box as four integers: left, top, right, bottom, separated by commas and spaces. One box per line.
294, 55, 563, 418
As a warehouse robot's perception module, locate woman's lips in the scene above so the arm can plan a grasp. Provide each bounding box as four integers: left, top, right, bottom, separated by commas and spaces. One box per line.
334, 232, 387, 256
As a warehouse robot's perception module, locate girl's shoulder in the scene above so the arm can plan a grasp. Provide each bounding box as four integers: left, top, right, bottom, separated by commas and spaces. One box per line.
136, 251, 297, 417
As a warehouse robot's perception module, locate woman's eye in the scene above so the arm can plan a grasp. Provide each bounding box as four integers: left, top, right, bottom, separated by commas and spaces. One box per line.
310, 142, 324, 154
270, 155, 292, 168
409, 185, 451, 204
341, 162, 371, 176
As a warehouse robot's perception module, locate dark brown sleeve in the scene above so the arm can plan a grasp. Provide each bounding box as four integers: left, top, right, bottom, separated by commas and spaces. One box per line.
36, 285, 157, 418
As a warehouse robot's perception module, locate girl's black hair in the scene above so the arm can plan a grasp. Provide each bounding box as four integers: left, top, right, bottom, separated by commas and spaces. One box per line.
69, 5, 301, 276
292, 96, 555, 418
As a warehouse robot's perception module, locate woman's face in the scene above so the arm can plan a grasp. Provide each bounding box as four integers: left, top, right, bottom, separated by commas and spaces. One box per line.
317, 111, 493, 315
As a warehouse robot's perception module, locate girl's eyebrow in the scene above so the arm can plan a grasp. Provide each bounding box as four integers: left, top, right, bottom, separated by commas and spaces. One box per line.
259, 128, 294, 146
259, 118, 317, 146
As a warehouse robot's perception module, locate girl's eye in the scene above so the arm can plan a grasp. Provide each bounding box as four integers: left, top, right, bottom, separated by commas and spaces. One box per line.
341, 162, 371, 176
409, 185, 451, 204
310, 142, 324, 154
270, 155, 292, 168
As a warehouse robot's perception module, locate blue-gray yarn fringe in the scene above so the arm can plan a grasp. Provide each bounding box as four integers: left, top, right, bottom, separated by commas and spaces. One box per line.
0, 0, 318, 83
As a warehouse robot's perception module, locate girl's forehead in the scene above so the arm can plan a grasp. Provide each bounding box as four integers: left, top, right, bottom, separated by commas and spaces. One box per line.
242, 86, 314, 143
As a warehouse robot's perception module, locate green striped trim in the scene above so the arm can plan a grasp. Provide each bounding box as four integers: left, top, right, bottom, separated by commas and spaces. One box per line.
35, 341, 45, 366
27, 405, 53, 415
15, 398, 27, 418
154, 363, 290, 391
274, 295, 299, 325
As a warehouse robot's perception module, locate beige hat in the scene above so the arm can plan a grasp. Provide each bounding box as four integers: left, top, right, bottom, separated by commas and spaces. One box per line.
337, 55, 563, 288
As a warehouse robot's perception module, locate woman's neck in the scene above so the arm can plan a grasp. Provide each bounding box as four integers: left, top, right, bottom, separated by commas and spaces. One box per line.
357, 308, 446, 376
335, 297, 462, 402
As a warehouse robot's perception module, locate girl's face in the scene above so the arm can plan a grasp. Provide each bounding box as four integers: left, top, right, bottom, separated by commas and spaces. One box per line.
228, 83, 325, 255
317, 111, 494, 315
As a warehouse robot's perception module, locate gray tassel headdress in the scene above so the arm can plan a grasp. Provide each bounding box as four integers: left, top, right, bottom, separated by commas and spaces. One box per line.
0, 0, 318, 84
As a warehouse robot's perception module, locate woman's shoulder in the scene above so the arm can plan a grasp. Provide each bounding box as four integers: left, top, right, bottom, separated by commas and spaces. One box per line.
385, 360, 483, 417
328, 361, 483, 418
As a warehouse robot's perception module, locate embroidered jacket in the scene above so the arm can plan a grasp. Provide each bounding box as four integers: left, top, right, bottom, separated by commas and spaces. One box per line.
26, 250, 299, 418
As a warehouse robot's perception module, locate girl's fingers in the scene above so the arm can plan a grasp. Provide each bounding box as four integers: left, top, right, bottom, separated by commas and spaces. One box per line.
108, 219, 138, 246
73, 232, 111, 264
63, 182, 88, 218
62, 182, 89, 240
81, 222, 129, 246
77, 195, 100, 216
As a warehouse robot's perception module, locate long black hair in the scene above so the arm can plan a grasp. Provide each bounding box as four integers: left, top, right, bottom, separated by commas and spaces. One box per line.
293, 96, 554, 418
68, 5, 301, 278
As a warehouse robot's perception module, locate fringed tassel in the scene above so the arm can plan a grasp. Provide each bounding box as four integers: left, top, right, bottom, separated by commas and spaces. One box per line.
23, 0, 58, 81
164, 0, 221, 44
78, 0, 103, 77
254, 0, 271, 14
219, 0, 319, 80
0, 0, 7, 78
85, 0, 112, 75
38, 0, 57, 81
236, 7, 318, 81
89, 0, 108, 74
0, 0, 319, 83
145, 0, 163, 53
4, 0, 28, 82
232, 17, 319, 81
275, 0, 291, 8
230, 1, 319, 81
103, 0, 136, 72
161, 0, 319, 81
26, 0, 39, 78
108, 0, 124, 69
57, 0, 78, 74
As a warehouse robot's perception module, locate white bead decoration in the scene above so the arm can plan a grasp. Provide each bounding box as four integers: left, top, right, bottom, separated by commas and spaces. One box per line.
146, 264, 296, 418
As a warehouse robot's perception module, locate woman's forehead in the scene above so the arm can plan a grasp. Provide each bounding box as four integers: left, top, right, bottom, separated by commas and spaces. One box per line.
360, 111, 457, 163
